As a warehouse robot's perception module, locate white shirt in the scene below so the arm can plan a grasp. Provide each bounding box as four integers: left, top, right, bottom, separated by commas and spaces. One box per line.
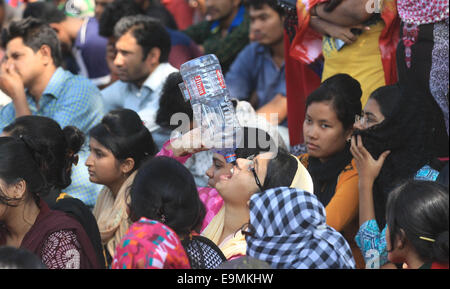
101, 62, 178, 132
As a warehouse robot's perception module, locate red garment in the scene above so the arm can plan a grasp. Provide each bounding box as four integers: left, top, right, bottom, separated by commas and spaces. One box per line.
285, 31, 322, 146
0, 200, 101, 269
431, 262, 449, 269
285, 0, 400, 146
161, 0, 194, 30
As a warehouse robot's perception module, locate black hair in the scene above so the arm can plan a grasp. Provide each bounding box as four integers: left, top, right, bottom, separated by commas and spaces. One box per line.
0, 246, 46, 269
244, 0, 285, 16
355, 84, 435, 228
156, 72, 193, 131
1, 17, 62, 67
235, 127, 278, 160
386, 180, 449, 265
99, 0, 144, 38
113, 14, 171, 63
145, 5, 178, 30
22, 2, 66, 24
0, 136, 50, 207
3, 116, 85, 200
367, 85, 402, 121
89, 109, 157, 173
306, 73, 362, 131
263, 147, 298, 190
128, 156, 206, 237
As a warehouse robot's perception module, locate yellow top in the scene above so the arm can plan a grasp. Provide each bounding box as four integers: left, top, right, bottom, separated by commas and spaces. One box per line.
321, 21, 386, 106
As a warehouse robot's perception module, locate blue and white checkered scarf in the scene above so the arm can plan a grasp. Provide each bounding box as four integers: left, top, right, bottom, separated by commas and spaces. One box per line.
246, 187, 356, 269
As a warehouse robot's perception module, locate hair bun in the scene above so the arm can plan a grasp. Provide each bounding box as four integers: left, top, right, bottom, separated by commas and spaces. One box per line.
63, 126, 85, 153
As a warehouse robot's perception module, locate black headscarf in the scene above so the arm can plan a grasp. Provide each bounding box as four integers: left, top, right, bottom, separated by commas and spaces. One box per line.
354, 85, 435, 229
308, 143, 353, 207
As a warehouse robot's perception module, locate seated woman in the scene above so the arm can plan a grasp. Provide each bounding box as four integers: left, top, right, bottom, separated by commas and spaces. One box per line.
245, 187, 356, 269
2, 115, 105, 268
158, 126, 285, 232
385, 180, 448, 269
0, 136, 100, 269
351, 85, 445, 268
87, 109, 158, 267
298, 73, 364, 268
118, 156, 226, 269
112, 219, 191, 269
204, 147, 313, 260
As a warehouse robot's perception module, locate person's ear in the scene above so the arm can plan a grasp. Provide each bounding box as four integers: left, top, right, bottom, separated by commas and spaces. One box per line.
12, 179, 27, 201
38, 44, 53, 66
396, 229, 407, 250
145, 47, 161, 67
344, 127, 354, 142
121, 157, 135, 175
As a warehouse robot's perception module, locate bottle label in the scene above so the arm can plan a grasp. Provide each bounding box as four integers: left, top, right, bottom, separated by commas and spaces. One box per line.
216, 69, 226, 89
194, 75, 206, 96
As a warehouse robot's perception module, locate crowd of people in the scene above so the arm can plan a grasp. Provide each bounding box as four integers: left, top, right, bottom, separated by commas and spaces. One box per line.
0, 0, 448, 270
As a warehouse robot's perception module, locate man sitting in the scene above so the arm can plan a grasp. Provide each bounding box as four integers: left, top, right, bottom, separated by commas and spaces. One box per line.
0, 17, 104, 207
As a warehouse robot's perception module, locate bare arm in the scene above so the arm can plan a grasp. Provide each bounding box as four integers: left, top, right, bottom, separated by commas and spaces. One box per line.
350, 134, 390, 226
314, 0, 375, 27
310, 16, 367, 44
256, 93, 287, 125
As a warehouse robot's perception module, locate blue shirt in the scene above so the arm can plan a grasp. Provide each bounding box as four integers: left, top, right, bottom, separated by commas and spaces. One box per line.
225, 42, 286, 109
101, 63, 178, 132
0, 67, 105, 207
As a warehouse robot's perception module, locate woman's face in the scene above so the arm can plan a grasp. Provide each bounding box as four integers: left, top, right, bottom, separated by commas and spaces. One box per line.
215, 152, 273, 205
85, 138, 123, 187
354, 98, 385, 130
303, 101, 352, 162
385, 225, 406, 264
205, 153, 234, 188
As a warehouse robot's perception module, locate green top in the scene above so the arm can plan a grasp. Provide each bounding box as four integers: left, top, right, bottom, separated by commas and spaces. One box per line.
183, 8, 250, 74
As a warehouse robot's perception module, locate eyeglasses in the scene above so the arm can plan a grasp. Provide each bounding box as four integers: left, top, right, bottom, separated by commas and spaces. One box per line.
246, 155, 264, 192
354, 112, 368, 129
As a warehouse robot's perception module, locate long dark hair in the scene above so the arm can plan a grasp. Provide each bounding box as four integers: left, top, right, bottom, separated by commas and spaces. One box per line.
128, 156, 205, 237
355, 84, 435, 228
89, 109, 157, 173
386, 180, 449, 265
0, 137, 50, 207
3, 116, 85, 197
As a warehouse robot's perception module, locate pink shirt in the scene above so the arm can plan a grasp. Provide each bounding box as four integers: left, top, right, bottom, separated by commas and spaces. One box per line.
156, 141, 224, 231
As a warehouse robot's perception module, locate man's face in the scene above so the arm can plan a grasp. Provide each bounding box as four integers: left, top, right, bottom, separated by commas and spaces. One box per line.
249, 4, 284, 46
48, 23, 72, 53
95, 0, 113, 21
204, 0, 238, 22
113, 32, 150, 84
4, 37, 44, 88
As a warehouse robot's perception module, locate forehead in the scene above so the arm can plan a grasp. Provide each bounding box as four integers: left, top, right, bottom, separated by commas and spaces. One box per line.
6, 37, 34, 54
364, 98, 382, 115
306, 101, 340, 121
249, 4, 275, 16
115, 32, 140, 51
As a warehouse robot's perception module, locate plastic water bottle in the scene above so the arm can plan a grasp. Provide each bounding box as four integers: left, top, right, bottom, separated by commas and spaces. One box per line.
179, 54, 241, 156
